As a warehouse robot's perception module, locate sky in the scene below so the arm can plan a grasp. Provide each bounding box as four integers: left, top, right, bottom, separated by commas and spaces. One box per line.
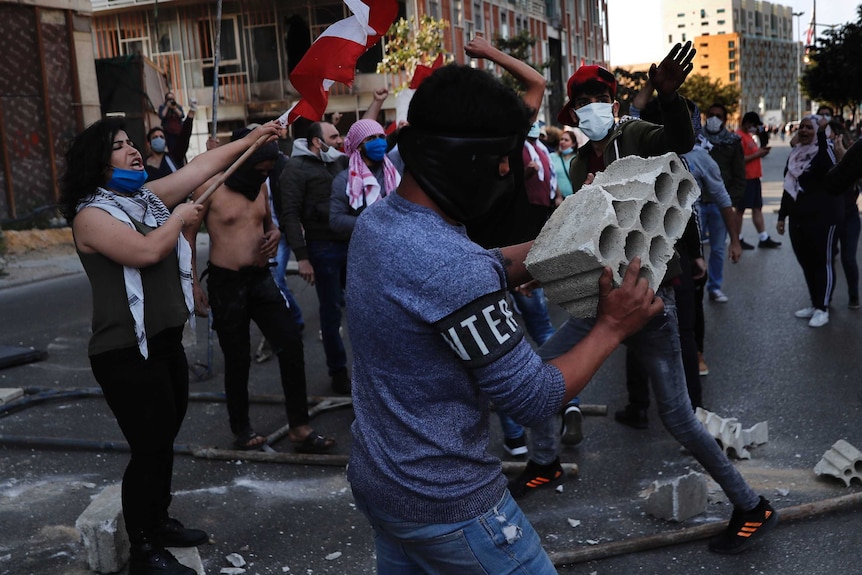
607, 0, 861, 66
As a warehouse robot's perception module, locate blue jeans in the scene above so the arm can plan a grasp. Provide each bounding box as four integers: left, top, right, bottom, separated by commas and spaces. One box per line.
352, 488, 556, 574
306, 239, 349, 374
499, 288, 565, 440
698, 202, 727, 294
271, 235, 304, 328
529, 288, 760, 510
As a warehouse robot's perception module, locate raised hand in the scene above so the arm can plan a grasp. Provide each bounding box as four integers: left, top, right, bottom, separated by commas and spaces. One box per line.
648, 41, 696, 99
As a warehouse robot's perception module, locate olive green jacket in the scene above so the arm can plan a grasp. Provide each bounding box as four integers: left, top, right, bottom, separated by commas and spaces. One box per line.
568, 94, 695, 192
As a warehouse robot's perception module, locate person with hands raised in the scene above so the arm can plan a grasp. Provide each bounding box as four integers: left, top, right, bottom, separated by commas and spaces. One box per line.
59, 118, 277, 575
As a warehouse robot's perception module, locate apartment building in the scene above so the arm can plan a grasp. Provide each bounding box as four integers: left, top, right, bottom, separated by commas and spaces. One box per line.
663, 0, 800, 123
88, 0, 609, 137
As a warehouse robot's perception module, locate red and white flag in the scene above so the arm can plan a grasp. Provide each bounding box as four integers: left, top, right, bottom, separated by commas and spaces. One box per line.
279, 0, 398, 125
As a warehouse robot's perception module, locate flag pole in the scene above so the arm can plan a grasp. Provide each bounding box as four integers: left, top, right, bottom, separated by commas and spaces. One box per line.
210, 0, 223, 141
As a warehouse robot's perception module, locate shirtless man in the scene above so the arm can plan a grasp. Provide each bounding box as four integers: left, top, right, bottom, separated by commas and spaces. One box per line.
190, 124, 335, 453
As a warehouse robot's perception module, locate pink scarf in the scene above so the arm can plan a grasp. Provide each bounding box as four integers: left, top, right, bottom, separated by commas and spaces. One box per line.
346, 151, 400, 210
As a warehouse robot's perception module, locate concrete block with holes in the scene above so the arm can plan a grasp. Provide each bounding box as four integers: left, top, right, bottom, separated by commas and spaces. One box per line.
525, 152, 700, 318
814, 439, 862, 486
695, 407, 768, 460
644, 471, 708, 522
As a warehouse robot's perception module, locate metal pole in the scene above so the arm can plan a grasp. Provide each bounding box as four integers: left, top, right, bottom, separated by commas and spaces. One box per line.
793, 11, 804, 122
210, 0, 223, 140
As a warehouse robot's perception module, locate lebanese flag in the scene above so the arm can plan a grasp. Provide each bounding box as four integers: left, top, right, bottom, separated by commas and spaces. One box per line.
409, 53, 445, 89
279, 0, 398, 125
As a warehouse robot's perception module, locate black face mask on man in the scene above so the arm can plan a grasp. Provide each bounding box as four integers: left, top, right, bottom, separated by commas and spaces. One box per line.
397, 127, 521, 224
224, 138, 279, 201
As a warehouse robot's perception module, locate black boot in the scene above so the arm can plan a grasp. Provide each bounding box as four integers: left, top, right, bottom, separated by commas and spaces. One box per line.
129, 541, 196, 575
154, 517, 209, 547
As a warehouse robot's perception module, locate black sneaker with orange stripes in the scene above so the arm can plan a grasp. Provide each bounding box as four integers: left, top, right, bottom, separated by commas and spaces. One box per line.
709, 496, 779, 554
508, 457, 564, 499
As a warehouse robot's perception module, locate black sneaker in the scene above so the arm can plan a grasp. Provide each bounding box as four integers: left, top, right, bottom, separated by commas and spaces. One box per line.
503, 434, 528, 456
331, 368, 351, 395
560, 405, 583, 446
614, 404, 648, 429
708, 496, 779, 555
129, 542, 196, 575
508, 458, 564, 499
154, 517, 209, 547
758, 237, 782, 248
739, 238, 756, 250
849, 298, 860, 310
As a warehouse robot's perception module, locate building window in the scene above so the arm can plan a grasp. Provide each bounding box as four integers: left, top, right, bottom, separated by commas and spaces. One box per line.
454, 0, 463, 27
728, 40, 735, 48
668, 34, 673, 43
717, 19, 725, 25
700, 64, 709, 69
729, 62, 735, 70
677, 12, 685, 17
728, 49, 735, 58
717, 8, 725, 13
700, 9, 706, 17
729, 72, 736, 82
429, 0, 439, 19
678, 24, 685, 28
474, 1, 483, 31
681, 33, 686, 42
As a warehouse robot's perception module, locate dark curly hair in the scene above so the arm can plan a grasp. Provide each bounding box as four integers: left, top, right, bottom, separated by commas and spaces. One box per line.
407, 64, 532, 137
59, 117, 127, 221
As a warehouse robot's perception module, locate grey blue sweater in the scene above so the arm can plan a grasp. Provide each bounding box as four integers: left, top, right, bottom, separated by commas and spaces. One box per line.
346, 192, 565, 524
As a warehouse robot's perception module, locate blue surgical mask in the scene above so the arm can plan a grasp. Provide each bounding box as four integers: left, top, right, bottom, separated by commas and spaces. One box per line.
150, 136, 166, 153
107, 167, 148, 194
363, 137, 388, 162
576, 102, 615, 141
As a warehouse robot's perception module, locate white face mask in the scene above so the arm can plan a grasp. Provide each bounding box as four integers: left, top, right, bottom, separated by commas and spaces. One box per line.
319, 143, 344, 163
705, 116, 723, 134
576, 102, 615, 141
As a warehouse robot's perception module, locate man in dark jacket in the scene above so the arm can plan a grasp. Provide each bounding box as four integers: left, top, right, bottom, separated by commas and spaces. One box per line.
280, 122, 351, 394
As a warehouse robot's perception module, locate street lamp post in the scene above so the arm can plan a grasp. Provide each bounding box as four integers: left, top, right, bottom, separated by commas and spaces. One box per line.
793, 11, 804, 122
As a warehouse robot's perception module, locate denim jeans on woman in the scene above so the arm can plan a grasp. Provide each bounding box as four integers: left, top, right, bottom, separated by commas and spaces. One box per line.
530, 287, 760, 510
698, 202, 727, 294
352, 488, 556, 574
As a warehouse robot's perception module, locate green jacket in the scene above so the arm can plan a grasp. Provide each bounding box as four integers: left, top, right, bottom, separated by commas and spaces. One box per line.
569, 94, 695, 192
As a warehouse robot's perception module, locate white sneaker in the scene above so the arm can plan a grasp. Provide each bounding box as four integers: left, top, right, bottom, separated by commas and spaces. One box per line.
709, 289, 729, 303
794, 307, 816, 319
808, 309, 829, 327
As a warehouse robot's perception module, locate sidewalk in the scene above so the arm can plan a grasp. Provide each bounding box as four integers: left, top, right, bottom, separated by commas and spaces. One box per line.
0, 229, 81, 290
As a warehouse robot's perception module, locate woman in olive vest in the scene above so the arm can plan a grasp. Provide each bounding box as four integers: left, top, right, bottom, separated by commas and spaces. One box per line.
59, 118, 276, 575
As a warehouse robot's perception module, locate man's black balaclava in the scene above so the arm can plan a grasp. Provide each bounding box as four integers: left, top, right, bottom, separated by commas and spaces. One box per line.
225, 128, 279, 201
397, 126, 522, 224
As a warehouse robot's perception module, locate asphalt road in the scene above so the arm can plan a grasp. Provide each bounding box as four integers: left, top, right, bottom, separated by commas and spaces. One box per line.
1, 136, 861, 575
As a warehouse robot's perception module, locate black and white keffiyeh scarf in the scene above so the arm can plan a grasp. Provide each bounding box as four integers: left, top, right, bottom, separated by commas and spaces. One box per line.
76, 187, 194, 358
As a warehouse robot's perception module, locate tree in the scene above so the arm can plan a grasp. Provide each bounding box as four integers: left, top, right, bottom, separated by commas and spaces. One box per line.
677, 74, 741, 117
613, 67, 650, 117
376, 16, 449, 91
801, 6, 862, 124
612, 69, 740, 118
492, 30, 548, 96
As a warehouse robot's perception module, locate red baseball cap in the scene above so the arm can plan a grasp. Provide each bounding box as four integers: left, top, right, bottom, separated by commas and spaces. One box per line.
557, 65, 617, 125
